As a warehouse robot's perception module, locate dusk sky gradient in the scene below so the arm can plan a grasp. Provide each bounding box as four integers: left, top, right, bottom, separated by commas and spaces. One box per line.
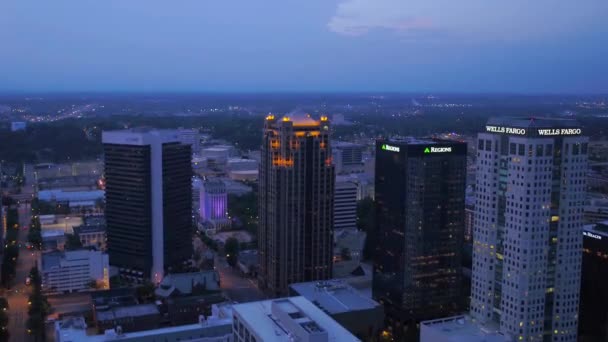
1, 0, 607, 93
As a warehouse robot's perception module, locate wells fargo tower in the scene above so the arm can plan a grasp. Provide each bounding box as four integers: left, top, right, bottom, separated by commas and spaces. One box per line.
258, 112, 335, 297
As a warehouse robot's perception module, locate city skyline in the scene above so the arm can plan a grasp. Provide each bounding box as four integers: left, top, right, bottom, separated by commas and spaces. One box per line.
1, 1, 608, 94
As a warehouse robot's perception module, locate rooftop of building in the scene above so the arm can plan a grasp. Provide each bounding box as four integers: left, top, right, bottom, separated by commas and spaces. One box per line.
55, 315, 232, 342
42, 249, 98, 270
42, 229, 66, 239
332, 141, 364, 148
102, 129, 182, 146
38, 189, 105, 202
584, 221, 608, 237
420, 315, 507, 342
382, 136, 463, 146
96, 303, 160, 321
155, 271, 220, 298
92, 288, 138, 309
84, 215, 106, 226
73, 224, 106, 236
289, 280, 380, 315
232, 296, 360, 341
280, 110, 321, 127
486, 116, 582, 129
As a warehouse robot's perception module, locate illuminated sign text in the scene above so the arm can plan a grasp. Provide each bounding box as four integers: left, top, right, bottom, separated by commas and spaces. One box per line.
486, 126, 526, 135
424, 147, 452, 153
583, 231, 602, 240
382, 144, 400, 152
537, 128, 582, 136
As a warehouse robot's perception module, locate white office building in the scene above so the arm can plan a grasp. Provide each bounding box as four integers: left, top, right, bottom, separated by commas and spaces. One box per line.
40, 250, 110, 293
232, 296, 360, 342
178, 128, 201, 154
471, 118, 588, 341
334, 177, 358, 230
332, 141, 364, 174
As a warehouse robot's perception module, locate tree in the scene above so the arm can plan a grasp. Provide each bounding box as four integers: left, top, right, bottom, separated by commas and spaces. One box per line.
27, 216, 42, 249
65, 234, 83, 250
340, 247, 352, 261
357, 198, 376, 261
225, 237, 240, 267
0, 309, 8, 342
136, 281, 156, 303
27, 267, 49, 341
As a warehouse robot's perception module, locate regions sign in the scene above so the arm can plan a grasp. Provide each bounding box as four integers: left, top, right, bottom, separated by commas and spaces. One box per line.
424, 146, 452, 154
381, 144, 400, 152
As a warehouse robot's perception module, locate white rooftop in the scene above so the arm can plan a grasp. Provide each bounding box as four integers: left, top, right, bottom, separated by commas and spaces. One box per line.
55, 315, 232, 342
289, 280, 379, 315
232, 296, 360, 342
420, 315, 508, 342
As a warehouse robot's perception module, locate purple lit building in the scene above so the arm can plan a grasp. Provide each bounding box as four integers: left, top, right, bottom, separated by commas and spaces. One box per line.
199, 179, 230, 231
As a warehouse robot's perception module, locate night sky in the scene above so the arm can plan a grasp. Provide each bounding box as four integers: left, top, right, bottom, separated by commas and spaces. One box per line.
1, 0, 607, 93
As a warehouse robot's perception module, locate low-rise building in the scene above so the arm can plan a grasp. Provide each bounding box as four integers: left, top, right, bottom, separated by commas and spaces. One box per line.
74, 223, 107, 251
289, 280, 383, 340
166, 293, 226, 326
40, 249, 110, 294
55, 315, 232, 342
232, 296, 361, 342
96, 304, 161, 334
42, 229, 66, 251
420, 315, 508, 342
333, 229, 366, 278
155, 271, 221, 298
236, 250, 258, 277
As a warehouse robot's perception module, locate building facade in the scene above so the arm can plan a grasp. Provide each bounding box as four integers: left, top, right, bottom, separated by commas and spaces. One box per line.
373, 138, 467, 331
258, 112, 335, 296
471, 118, 587, 341
199, 178, 230, 230
333, 141, 365, 174
103, 130, 192, 283
40, 250, 109, 293
334, 178, 358, 230
579, 222, 608, 340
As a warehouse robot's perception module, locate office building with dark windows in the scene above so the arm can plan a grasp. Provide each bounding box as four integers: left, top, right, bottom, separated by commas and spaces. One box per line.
103, 130, 192, 284
258, 112, 335, 297
373, 138, 467, 335
471, 118, 588, 341
579, 221, 608, 340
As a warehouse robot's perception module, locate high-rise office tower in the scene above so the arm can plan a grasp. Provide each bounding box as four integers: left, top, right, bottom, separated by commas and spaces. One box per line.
258, 112, 334, 297
334, 177, 358, 230
471, 118, 587, 341
373, 138, 467, 330
103, 129, 192, 284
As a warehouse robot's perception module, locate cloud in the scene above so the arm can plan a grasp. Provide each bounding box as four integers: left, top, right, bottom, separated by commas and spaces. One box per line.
328, 0, 608, 41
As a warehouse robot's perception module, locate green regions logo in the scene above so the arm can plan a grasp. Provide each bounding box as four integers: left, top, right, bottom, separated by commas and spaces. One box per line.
425, 146, 452, 153
381, 144, 400, 152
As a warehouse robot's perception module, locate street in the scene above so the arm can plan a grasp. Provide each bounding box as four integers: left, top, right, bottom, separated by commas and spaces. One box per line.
215, 255, 266, 303
3, 203, 37, 342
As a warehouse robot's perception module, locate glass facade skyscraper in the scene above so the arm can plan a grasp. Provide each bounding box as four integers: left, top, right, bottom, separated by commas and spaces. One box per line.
103, 129, 192, 284
373, 138, 467, 334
